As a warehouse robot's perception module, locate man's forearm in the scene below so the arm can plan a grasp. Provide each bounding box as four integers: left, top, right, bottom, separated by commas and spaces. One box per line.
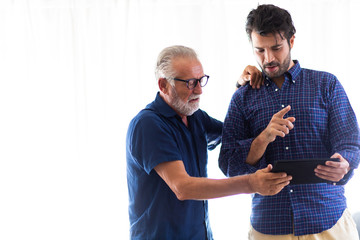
246, 133, 269, 166
174, 175, 254, 201
177, 167, 291, 200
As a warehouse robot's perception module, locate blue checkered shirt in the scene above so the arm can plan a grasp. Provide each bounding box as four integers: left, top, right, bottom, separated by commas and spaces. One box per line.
219, 61, 360, 236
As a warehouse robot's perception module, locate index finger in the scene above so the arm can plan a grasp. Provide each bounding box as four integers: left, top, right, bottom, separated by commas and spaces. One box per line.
274, 105, 291, 118
251, 72, 264, 89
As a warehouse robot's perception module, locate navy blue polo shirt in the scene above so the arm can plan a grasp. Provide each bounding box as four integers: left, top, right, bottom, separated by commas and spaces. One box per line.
126, 92, 222, 240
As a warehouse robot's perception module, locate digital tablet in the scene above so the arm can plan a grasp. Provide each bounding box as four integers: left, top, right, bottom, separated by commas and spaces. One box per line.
271, 158, 339, 185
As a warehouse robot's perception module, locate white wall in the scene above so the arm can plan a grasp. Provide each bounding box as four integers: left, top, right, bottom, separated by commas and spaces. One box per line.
0, 0, 359, 239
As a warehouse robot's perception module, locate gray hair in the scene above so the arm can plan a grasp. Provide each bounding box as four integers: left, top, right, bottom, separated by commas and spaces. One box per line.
155, 45, 198, 86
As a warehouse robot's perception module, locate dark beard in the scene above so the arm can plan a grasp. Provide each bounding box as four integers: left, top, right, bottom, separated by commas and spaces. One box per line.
262, 52, 292, 79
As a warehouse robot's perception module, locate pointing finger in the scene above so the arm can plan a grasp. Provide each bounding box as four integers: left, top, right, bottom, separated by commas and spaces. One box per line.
274, 105, 291, 118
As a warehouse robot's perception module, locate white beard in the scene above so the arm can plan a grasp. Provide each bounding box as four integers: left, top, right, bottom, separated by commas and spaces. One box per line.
169, 86, 200, 116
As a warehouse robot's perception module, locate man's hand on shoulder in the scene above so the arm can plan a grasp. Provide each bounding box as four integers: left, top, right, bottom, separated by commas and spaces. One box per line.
236, 65, 263, 89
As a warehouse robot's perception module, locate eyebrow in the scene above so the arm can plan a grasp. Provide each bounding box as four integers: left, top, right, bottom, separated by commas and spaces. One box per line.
255, 44, 282, 50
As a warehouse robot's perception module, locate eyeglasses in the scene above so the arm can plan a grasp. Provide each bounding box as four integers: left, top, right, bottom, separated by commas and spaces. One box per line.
173, 75, 209, 90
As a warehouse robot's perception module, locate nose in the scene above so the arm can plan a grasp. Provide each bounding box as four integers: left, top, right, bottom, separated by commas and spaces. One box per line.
192, 80, 202, 94
264, 50, 275, 64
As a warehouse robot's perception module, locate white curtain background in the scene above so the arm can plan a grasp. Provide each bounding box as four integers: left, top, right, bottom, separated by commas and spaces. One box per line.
0, 0, 359, 239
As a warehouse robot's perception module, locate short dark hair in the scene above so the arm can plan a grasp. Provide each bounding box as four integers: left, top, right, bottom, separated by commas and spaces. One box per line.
246, 4, 296, 44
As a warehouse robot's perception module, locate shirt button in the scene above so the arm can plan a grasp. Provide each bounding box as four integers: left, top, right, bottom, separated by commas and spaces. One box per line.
290, 189, 294, 193
275, 88, 278, 92
281, 104, 285, 108
285, 146, 289, 150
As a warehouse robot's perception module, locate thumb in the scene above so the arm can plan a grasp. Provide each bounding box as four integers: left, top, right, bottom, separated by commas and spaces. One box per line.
263, 164, 273, 172
330, 152, 341, 159
239, 76, 250, 82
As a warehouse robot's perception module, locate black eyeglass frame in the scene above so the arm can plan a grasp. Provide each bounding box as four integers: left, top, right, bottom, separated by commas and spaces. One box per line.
172, 75, 209, 90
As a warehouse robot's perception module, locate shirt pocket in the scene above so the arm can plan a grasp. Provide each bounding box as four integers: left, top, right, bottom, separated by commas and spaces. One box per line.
293, 106, 328, 138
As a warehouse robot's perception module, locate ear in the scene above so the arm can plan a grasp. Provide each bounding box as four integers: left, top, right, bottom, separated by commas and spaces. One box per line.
158, 78, 170, 94
289, 35, 295, 49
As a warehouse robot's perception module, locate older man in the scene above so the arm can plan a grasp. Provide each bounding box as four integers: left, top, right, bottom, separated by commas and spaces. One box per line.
126, 45, 291, 239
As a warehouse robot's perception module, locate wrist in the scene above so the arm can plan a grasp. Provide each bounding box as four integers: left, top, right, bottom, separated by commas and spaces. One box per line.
247, 174, 255, 193
256, 131, 270, 146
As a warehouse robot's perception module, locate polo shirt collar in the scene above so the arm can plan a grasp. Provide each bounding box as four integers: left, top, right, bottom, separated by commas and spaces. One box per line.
147, 92, 179, 118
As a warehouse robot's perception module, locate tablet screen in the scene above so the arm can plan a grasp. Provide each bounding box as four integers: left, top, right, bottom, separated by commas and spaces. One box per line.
271, 158, 339, 185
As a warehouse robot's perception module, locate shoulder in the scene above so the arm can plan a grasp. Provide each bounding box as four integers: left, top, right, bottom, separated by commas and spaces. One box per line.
301, 68, 345, 101
301, 68, 338, 85
127, 108, 173, 139
129, 108, 160, 128
230, 84, 264, 108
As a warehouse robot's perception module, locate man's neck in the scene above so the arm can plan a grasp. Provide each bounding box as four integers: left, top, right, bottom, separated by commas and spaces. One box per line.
159, 92, 189, 127
181, 116, 188, 127
273, 76, 285, 89
271, 60, 295, 89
